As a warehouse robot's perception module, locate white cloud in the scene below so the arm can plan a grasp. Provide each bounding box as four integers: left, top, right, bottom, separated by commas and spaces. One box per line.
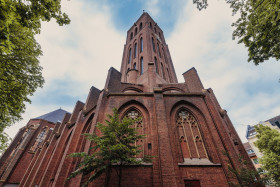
145, 0, 160, 17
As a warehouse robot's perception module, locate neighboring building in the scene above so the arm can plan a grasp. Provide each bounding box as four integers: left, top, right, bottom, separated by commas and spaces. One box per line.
246, 115, 280, 159
243, 142, 261, 170
0, 13, 254, 187
0, 109, 69, 186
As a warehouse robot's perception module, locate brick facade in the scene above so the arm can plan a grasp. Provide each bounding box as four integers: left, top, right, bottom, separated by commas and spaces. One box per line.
0, 13, 255, 187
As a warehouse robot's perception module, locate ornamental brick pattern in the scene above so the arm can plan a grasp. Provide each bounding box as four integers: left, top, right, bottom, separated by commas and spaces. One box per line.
0, 13, 255, 187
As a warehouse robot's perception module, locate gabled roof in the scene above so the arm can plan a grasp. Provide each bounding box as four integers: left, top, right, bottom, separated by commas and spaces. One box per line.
32, 109, 70, 123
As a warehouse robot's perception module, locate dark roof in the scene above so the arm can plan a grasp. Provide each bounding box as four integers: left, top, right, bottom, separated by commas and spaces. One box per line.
266, 114, 280, 127
32, 109, 70, 123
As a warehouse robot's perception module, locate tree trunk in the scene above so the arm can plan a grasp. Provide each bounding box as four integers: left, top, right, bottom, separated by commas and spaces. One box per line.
105, 166, 111, 187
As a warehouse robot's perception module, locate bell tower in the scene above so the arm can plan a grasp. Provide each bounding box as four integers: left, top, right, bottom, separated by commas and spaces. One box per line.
120, 12, 178, 91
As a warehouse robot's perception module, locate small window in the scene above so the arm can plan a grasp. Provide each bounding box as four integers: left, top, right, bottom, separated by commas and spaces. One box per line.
152, 37, 156, 52
140, 37, 143, 52
127, 68, 130, 72
140, 57, 144, 75
148, 143, 152, 149
135, 27, 138, 35
130, 32, 133, 40
159, 32, 161, 39
154, 27, 157, 33
133, 63, 136, 69
134, 43, 137, 58
140, 22, 143, 30
167, 68, 171, 82
149, 22, 152, 28
128, 48, 132, 64
275, 121, 280, 128
154, 57, 158, 73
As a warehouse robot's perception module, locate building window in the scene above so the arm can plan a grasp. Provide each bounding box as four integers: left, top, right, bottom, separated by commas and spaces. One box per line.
184, 180, 201, 187
163, 47, 168, 63
140, 22, 143, 30
176, 109, 208, 158
140, 37, 143, 53
161, 63, 166, 80
134, 43, 137, 58
152, 37, 156, 52
154, 57, 158, 73
159, 32, 161, 39
140, 57, 144, 75
149, 22, 152, 28
275, 121, 280, 128
128, 48, 132, 64
157, 43, 161, 58
124, 109, 144, 157
130, 32, 133, 40
135, 27, 138, 35
133, 63, 136, 69
30, 127, 48, 152
247, 149, 254, 154
154, 27, 157, 33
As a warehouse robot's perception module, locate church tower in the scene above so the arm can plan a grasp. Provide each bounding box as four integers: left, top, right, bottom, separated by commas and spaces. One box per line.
0, 13, 255, 187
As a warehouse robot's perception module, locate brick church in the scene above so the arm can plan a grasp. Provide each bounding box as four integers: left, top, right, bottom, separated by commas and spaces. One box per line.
0, 13, 255, 186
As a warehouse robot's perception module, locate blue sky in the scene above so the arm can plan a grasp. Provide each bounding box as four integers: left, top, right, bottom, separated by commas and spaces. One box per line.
5, 0, 280, 142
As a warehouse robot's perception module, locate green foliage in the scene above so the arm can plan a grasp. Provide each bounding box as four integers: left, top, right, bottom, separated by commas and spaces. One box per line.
68, 108, 152, 187
193, 0, 280, 65
255, 124, 280, 186
0, 130, 11, 155
223, 151, 268, 187
0, 0, 70, 152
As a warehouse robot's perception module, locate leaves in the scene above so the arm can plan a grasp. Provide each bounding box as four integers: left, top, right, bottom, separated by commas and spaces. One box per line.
255, 124, 280, 186
68, 108, 152, 186
0, 0, 70, 153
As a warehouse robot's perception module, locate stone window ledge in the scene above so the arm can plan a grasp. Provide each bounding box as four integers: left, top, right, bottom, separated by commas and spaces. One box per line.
178, 158, 221, 167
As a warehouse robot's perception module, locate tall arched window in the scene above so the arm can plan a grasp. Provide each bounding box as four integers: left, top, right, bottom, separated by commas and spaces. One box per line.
140, 22, 143, 30
128, 48, 132, 64
157, 43, 161, 58
135, 27, 138, 35
176, 109, 208, 159
130, 32, 133, 40
161, 63, 166, 80
159, 32, 161, 39
152, 37, 156, 52
134, 43, 137, 58
140, 37, 143, 53
140, 57, 144, 75
30, 127, 49, 152
154, 57, 158, 73
124, 108, 144, 157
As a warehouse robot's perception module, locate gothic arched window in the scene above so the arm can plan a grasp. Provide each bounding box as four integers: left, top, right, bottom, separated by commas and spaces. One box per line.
176, 109, 208, 159
135, 27, 138, 35
140, 37, 143, 53
128, 48, 132, 64
134, 43, 137, 58
154, 57, 158, 73
140, 57, 144, 75
30, 127, 49, 152
140, 22, 143, 30
124, 108, 144, 157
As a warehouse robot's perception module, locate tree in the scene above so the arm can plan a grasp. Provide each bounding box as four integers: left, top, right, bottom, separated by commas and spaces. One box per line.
255, 124, 280, 186
0, 0, 70, 152
193, 0, 280, 65
68, 108, 152, 187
